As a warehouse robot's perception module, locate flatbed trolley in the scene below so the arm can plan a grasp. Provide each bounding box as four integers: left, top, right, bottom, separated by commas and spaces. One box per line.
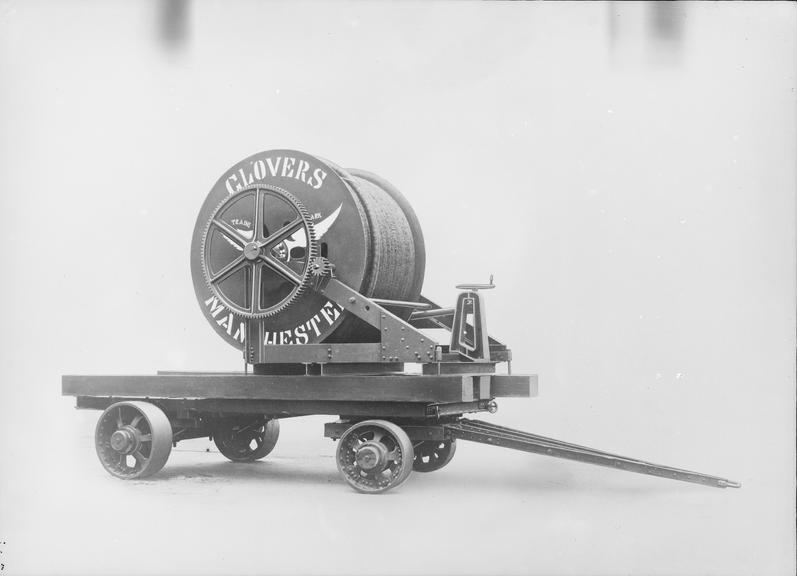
63, 279, 740, 493
62, 150, 740, 493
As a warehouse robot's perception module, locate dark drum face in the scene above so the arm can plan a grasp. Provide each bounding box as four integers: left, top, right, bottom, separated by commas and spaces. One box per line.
201, 185, 318, 319
191, 150, 372, 351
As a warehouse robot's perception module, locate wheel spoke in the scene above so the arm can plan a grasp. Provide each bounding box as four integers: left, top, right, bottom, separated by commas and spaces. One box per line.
261, 217, 304, 249
236, 422, 259, 434
132, 450, 147, 466
116, 407, 123, 429
130, 415, 142, 429
371, 429, 384, 443
261, 255, 302, 285
387, 449, 400, 462
139, 434, 152, 442
209, 254, 246, 284
212, 219, 248, 247
412, 440, 455, 473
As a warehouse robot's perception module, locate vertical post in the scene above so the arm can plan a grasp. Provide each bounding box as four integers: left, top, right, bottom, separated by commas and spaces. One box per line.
450, 291, 491, 361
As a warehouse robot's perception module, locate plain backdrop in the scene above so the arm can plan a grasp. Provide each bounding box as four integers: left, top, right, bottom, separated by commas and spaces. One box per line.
0, 2, 794, 575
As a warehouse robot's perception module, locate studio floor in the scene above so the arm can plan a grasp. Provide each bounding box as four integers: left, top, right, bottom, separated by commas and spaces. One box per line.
0, 400, 778, 576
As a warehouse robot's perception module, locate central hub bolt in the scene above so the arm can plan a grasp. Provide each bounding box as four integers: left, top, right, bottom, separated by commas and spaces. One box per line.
110, 429, 135, 453
355, 444, 385, 471
243, 242, 261, 261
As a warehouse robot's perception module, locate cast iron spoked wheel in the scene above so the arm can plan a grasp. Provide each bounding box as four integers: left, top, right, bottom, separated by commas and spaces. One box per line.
201, 183, 319, 319
412, 439, 457, 473
95, 401, 173, 479
213, 418, 280, 462
336, 420, 414, 494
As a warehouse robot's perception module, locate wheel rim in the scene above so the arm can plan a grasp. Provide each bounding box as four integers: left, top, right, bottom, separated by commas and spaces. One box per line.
336, 421, 413, 493
412, 440, 456, 472
95, 402, 172, 479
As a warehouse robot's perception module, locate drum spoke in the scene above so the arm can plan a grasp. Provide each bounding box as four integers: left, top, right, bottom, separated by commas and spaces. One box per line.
261, 217, 304, 249
250, 263, 263, 313
252, 188, 264, 242
261, 255, 302, 285
212, 218, 248, 248
209, 255, 245, 284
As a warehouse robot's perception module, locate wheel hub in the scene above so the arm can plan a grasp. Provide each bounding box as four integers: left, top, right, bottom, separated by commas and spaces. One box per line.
110, 427, 139, 454
355, 442, 387, 471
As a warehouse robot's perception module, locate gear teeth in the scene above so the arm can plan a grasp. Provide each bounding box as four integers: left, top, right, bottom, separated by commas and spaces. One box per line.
200, 183, 319, 319
310, 256, 334, 277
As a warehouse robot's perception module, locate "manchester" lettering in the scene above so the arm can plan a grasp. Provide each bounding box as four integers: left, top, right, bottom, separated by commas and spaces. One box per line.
262, 301, 343, 346
203, 296, 245, 344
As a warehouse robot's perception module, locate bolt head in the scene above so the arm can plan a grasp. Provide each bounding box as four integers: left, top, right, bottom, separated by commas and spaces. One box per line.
243, 242, 262, 261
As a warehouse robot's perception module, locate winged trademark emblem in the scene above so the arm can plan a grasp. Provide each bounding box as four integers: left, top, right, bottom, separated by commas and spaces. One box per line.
221, 203, 342, 262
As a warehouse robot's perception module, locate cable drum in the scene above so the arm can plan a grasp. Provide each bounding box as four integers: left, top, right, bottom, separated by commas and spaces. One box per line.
346, 168, 426, 301
323, 171, 421, 342
191, 150, 425, 354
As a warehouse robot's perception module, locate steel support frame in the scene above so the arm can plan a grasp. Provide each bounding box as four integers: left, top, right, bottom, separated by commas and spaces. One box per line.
251, 279, 508, 367
252, 278, 443, 365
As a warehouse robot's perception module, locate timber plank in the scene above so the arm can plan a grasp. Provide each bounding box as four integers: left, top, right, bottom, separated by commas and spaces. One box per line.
62, 373, 471, 403
490, 375, 537, 397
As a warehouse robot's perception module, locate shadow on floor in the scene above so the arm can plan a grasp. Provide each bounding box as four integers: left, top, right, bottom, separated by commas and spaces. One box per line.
139, 451, 700, 496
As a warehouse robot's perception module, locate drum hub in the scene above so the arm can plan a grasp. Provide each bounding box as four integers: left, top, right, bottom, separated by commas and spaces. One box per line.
242, 242, 260, 261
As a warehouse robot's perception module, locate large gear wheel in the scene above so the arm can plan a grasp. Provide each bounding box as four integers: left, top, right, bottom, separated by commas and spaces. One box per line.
200, 183, 318, 319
